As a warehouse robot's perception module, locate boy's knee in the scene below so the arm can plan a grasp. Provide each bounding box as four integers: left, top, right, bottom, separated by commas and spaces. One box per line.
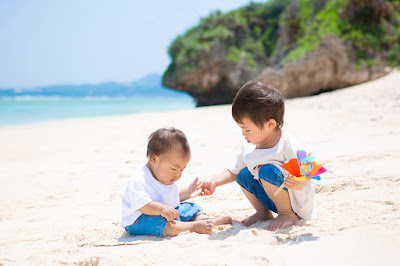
259, 164, 283, 179
258, 164, 286, 189
177, 202, 204, 221
237, 167, 252, 183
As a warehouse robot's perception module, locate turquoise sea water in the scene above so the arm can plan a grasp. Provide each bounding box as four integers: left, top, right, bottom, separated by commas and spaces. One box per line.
0, 96, 195, 127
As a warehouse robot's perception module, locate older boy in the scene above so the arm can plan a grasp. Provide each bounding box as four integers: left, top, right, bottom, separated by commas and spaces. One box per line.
198, 81, 316, 231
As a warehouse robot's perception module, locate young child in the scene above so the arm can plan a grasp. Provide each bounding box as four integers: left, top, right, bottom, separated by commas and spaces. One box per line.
121, 127, 232, 237
198, 81, 316, 231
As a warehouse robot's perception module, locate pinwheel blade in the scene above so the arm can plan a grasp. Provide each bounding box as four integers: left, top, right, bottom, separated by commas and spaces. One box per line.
283, 158, 302, 177
302, 156, 316, 164
294, 175, 308, 182
311, 175, 321, 180
312, 167, 329, 176
297, 150, 307, 163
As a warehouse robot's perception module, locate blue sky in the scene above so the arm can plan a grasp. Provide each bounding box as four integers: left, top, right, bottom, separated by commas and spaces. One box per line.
0, 0, 265, 88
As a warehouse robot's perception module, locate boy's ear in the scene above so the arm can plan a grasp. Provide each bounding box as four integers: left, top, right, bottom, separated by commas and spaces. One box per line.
149, 154, 158, 164
267, 119, 277, 129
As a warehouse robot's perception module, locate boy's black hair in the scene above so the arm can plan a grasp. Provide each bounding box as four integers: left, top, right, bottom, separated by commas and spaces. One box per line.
147, 127, 190, 158
232, 81, 285, 130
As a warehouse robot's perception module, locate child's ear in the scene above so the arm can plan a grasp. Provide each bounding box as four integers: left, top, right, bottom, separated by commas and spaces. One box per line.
267, 119, 277, 129
149, 154, 158, 164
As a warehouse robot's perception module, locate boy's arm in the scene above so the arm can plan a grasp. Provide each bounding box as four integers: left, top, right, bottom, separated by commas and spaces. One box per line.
198, 169, 238, 195
139, 201, 179, 221
179, 177, 199, 202
213, 169, 238, 186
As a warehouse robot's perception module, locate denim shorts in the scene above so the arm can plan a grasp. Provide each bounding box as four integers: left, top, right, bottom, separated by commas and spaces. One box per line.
236, 164, 287, 214
125, 202, 204, 237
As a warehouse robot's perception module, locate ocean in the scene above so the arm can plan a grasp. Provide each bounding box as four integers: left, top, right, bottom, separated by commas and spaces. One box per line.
0, 95, 195, 127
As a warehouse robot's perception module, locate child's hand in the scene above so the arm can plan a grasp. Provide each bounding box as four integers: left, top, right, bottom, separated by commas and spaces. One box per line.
188, 177, 199, 195
161, 206, 179, 221
284, 174, 306, 190
197, 180, 216, 196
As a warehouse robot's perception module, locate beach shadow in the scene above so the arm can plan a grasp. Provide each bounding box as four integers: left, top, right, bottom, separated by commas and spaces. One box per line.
274, 220, 320, 245
277, 233, 320, 245
112, 231, 165, 246
117, 231, 155, 242
80, 232, 164, 247
208, 219, 320, 244
208, 217, 280, 241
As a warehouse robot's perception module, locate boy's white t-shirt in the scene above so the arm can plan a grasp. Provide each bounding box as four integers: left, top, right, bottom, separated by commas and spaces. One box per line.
228, 132, 317, 220
120, 165, 180, 228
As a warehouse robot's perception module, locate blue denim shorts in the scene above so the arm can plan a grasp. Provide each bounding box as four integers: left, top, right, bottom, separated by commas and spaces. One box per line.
236, 164, 287, 214
125, 202, 204, 237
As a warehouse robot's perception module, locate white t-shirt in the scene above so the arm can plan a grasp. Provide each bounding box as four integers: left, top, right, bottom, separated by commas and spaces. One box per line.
120, 165, 180, 228
229, 132, 317, 219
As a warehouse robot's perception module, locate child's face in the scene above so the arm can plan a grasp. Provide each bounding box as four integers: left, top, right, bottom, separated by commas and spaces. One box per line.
236, 116, 277, 145
148, 147, 190, 185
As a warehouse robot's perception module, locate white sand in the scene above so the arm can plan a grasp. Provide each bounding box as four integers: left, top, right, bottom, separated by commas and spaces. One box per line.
1, 71, 399, 265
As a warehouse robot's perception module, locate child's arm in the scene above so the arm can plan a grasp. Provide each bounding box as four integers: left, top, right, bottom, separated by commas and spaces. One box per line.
139, 201, 179, 221
179, 177, 199, 201
198, 169, 238, 196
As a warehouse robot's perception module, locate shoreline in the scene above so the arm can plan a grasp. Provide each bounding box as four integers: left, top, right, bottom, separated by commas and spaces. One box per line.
1, 71, 399, 265
0, 95, 195, 129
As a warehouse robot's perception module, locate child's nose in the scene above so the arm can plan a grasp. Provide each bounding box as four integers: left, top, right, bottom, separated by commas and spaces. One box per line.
174, 171, 182, 178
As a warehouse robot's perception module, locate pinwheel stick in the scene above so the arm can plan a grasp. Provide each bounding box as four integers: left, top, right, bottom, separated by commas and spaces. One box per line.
274, 183, 286, 196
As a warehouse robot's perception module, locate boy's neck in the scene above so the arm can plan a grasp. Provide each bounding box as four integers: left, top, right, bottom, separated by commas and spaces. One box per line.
256, 129, 282, 149
146, 161, 159, 182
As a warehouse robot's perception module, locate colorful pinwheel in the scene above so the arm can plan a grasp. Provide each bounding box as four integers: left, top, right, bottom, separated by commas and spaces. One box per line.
274, 150, 330, 196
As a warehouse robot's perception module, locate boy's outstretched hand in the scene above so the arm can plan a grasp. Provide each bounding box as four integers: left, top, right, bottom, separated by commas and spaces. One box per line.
284, 174, 306, 190
188, 177, 199, 195
197, 180, 216, 196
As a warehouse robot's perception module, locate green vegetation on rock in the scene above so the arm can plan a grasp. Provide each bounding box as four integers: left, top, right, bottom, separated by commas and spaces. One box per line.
165, 0, 400, 79
285, 0, 345, 62
166, 0, 291, 75
284, 0, 400, 67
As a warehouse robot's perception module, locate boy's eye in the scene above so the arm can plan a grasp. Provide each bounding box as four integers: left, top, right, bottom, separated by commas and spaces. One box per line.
171, 168, 177, 171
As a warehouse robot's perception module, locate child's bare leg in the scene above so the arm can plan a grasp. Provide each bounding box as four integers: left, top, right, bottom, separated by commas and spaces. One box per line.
164, 219, 214, 236
195, 214, 233, 226
240, 187, 274, 226
260, 180, 299, 230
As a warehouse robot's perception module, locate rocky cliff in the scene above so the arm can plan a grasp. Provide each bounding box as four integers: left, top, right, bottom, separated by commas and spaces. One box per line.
163, 0, 400, 106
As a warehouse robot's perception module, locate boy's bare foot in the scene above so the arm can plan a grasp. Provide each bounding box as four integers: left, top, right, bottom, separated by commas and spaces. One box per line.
192, 219, 215, 234
240, 211, 274, 227
267, 213, 299, 231
165, 219, 215, 236
214, 215, 233, 226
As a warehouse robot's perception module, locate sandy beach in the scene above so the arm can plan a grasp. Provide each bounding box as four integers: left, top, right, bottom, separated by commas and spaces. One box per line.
1, 70, 400, 265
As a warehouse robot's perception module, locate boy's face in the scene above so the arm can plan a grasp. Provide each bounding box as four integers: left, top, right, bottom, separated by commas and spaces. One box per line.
148, 147, 190, 185
236, 116, 277, 145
